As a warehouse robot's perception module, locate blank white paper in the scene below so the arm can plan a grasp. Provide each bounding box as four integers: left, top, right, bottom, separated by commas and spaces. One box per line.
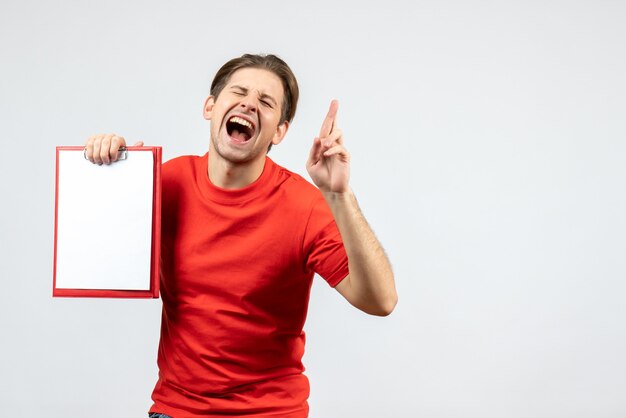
55, 150, 154, 290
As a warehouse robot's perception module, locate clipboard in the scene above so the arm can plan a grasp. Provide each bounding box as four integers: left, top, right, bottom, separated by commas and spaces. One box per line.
53, 146, 162, 298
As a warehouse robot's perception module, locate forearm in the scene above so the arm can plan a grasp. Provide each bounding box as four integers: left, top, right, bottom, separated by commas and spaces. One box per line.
323, 189, 397, 316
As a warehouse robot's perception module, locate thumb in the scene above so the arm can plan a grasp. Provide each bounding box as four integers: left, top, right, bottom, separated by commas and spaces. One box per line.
133, 141, 144, 146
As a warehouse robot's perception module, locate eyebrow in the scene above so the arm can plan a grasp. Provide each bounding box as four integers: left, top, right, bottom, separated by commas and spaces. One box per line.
230, 85, 278, 107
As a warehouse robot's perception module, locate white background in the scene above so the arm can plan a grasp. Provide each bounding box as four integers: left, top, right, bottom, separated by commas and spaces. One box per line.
1, 0, 625, 417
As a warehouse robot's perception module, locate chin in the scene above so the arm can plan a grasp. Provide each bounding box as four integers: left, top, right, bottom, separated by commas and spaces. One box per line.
212, 141, 259, 164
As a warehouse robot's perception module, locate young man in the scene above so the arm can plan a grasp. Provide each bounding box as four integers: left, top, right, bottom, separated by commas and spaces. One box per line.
85, 54, 397, 417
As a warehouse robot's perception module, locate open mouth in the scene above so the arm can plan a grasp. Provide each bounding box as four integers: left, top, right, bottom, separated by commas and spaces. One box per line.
226, 116, 256, 142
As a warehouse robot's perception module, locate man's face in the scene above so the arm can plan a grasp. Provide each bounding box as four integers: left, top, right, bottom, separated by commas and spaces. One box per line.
204, 67, 288, 165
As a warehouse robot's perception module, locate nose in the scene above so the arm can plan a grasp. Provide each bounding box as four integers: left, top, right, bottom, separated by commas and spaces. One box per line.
239, 99, 257, 113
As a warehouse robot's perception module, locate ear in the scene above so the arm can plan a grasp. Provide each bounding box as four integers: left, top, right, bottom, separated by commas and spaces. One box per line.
271, 121, 289, 146
203, 96, 215, 120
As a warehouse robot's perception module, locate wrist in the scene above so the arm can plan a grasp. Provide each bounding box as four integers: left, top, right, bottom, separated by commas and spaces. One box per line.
322, 189, 358, 213
322, 188, 353, 200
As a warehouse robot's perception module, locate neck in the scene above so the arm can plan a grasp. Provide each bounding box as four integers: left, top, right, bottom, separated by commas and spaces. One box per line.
207, 151, 266, 190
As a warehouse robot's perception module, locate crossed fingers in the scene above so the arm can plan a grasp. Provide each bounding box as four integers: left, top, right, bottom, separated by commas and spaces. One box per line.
317, 100, 348, 161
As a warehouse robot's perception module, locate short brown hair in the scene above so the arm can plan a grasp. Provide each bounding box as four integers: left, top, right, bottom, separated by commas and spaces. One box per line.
210, 54, 299, 124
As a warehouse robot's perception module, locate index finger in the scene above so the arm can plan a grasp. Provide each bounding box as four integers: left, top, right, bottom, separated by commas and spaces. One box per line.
319, 99, 339, 138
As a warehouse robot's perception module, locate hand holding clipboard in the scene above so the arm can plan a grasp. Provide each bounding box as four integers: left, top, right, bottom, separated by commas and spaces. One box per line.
53, 134, 162, 298
84, 133, 144, 165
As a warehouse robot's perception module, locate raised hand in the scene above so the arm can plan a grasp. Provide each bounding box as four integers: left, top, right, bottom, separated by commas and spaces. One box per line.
84, 134, 144, 165
306, 100, 350, 193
